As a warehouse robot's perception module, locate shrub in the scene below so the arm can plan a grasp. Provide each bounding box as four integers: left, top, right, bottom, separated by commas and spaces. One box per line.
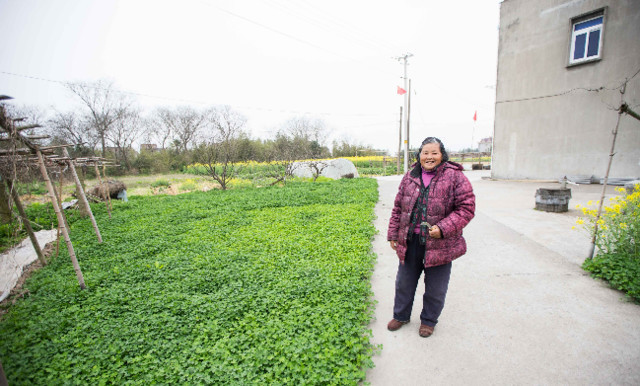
178, 179, 197, 192
578, 185, 640, 302
150, 179, 170, 189
227, 178, 253, 189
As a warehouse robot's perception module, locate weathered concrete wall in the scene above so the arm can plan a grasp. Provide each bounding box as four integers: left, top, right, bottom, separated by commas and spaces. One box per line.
493, 0, 640, 180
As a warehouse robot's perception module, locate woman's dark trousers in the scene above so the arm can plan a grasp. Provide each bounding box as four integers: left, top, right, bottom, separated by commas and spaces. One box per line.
393, 237, 452, 327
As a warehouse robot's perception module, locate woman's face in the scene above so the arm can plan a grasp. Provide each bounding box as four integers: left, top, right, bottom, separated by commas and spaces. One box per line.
419, 142, 443, 171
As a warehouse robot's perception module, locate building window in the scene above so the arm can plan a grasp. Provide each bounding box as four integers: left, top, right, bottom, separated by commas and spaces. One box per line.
569, 11, 604, 65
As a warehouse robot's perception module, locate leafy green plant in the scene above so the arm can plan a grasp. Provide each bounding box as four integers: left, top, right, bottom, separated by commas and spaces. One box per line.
178, 178, 197, 192
14, 181, 48, 196
227, 178, 253, 189
150, 179, 170, 189
578, 185, 640, 302
0, 178, 379, 384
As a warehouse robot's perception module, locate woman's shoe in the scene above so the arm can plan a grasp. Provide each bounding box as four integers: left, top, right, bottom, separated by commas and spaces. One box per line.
419, 324, 434, 337
387, 319, 409, 331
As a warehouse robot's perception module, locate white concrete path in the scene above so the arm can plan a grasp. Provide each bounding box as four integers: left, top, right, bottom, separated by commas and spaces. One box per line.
366, 171, 640, 385
0, 229, 56, 302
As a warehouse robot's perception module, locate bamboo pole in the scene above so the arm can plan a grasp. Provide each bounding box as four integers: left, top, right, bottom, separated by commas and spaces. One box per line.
64, 148, 102, 243
0, 359, 7, 386
51, 169, 70, 235
55, 167, 63, 257
102, 163, 113, 213
620, 103, 640, 122
5, 178, 46, 266
93, 164, 112, 218
36, 148, 86, 289
588, 85, 626, 259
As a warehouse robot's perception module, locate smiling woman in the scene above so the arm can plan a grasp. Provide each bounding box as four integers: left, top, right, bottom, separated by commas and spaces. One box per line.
419, 142, 444, 171
387, 136, 475, 338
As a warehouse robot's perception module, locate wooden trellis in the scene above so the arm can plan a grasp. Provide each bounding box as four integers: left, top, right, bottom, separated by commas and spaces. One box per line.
0, 96, 115, 290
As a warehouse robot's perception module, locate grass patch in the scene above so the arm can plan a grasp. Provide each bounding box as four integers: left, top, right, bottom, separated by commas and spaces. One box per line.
0, 178, 379, 384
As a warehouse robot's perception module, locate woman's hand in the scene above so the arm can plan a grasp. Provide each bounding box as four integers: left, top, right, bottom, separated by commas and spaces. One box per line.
429, 225, 442, 239
389, 240, 398, 250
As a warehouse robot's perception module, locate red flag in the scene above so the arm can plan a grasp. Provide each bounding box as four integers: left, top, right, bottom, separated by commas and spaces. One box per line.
473, 111, 477, 121
397, 86, 407, 95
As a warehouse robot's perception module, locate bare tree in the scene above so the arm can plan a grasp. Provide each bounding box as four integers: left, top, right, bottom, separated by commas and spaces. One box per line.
47, 110, 99, 151
145, 108, 173, 150
67, 79, 132, 157
307, 160, 330, 181
155, 106, 206, 153
262, 133, 302, 185
106, 107, 145, 170
3, 104, 46, 129
194, 106, 246, 190
279, 116, 330, 159
283, 116, 327, 143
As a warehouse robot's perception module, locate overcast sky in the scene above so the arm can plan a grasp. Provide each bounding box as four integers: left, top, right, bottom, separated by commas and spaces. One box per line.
0, 0, 501, 153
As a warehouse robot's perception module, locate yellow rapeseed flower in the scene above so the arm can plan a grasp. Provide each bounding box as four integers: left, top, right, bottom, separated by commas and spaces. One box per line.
576, 219, 585, 225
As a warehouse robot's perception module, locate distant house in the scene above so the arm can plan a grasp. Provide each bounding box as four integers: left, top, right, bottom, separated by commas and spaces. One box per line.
478, 137, 493, 153
492, 0, 640, 180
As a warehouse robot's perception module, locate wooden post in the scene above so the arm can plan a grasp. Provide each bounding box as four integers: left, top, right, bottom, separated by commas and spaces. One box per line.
80, 164, 87, 190
55, 169, 61, 258
589, 85, 626, 259
5, 178, 46, 266
94, 163, 112, 219
103, 163, 113, 213
620, 103, 640, 121
0, 179, 12, 225
57, 166, 69, 237
0, 359, 8, 386
64, 148, 102, 243
36, 148, 86, 289
50, 171, 70, 235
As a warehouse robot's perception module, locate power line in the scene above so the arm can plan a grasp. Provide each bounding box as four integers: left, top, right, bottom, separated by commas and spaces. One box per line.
267, 0, 403, 55
495, 86, 604, 104
196, 0, 397, 77
496, 67, 640, 104
0, 70, 211, 105
0, 70, 395, 118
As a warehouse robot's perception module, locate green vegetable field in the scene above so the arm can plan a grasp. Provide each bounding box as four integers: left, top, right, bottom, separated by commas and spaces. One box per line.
0, 178, 379, 384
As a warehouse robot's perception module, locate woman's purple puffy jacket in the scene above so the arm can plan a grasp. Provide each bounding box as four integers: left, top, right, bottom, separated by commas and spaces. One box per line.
387, 161, 476, 267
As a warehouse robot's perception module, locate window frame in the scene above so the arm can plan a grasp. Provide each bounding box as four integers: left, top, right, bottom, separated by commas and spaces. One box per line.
567, 8, 606, 67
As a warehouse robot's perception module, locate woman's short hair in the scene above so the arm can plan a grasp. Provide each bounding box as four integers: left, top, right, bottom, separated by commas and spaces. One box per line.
415, 137, 449, 163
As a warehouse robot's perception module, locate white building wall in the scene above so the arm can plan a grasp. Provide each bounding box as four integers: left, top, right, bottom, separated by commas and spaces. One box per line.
493, 0, 640, 180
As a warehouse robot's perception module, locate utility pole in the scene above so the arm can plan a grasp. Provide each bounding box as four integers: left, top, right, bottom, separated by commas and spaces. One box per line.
397, 106, 402, 172
396, 53, 413, 173
407, 78, 412, 164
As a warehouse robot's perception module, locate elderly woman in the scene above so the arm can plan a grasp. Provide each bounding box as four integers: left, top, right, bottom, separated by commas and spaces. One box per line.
387, 137, 475, 337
